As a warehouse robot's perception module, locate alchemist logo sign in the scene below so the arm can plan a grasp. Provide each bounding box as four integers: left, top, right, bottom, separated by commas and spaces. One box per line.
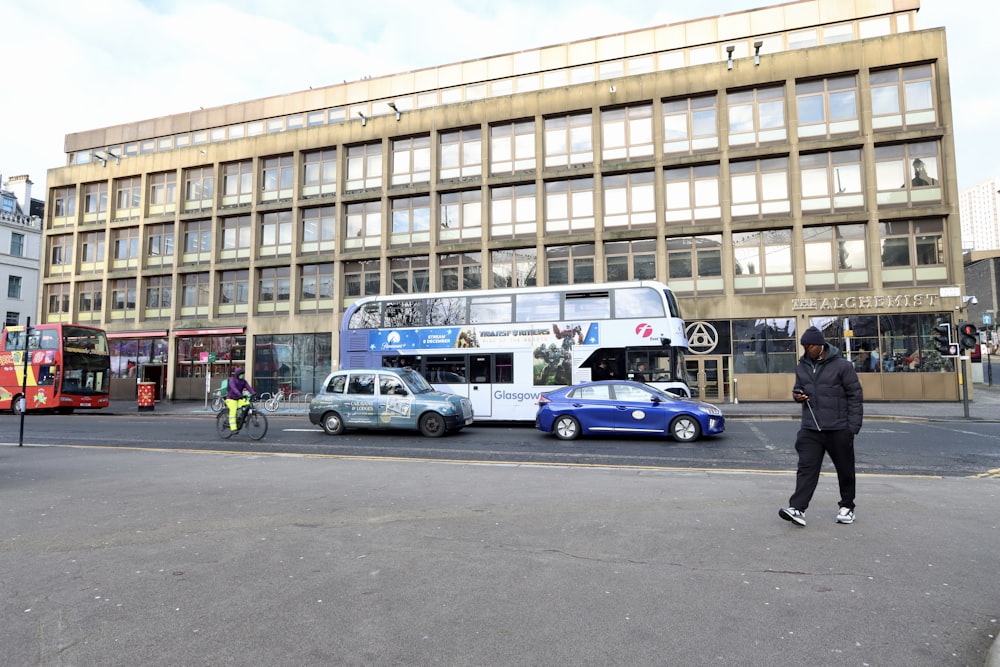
685, 321, 719, 355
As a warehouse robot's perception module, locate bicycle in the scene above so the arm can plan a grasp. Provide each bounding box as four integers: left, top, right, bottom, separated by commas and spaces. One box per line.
216, 396, 268, 440
210, 388, 225, 412
264, 387, 286, 412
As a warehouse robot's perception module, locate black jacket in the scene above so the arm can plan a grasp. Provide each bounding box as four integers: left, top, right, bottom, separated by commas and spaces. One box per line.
792, 343, 863, 434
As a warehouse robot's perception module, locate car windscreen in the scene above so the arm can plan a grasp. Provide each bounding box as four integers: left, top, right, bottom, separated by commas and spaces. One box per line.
399, 369, 433, 393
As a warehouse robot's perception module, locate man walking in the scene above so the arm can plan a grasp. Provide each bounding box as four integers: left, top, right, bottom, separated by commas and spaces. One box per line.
779, 326, 863, 527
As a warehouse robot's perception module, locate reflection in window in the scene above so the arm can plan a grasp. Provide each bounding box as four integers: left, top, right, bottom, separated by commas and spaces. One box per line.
491, 185, 536, 239
439, 252, 482, 292
817, 314, 955, 375
491, 248, 537, 289
874, 142, 941, 206
605, 239, 656, 283
546, 244, 594, 285
728, 86, 786, 146
663, 95, 718, 154
544, 112, 593, 168
800, 150, 863, 212
879, 219, 945, 285
732, 318, 797, 374
870, 65, 935, 130
666, 235, 723, 294
390, 256, 430, 294
730, 158, 789, 218
545, 178, 594, 233
796, 76, 859, 138
602, 104, 654, 161
802, 224, 868, 288
665, 164, 721, 223
603, 171, 656, 229
733, 229, 792, 292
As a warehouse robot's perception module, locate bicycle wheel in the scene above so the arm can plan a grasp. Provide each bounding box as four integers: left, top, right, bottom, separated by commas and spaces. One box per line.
211, 395, 225, 412
245, 412, 268, 440
264, 397, 278, 412
216, 410, 234, 439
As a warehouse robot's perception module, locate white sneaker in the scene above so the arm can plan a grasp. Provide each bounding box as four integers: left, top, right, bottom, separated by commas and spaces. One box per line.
779, 507, 806, 527
836, 507, 855, 524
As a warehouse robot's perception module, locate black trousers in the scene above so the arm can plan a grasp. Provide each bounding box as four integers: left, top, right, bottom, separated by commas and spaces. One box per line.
788, 428, 856, 512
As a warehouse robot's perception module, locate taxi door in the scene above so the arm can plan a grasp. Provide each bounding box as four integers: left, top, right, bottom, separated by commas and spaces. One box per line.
342, 372, 377, 428
376, 373, 417, 429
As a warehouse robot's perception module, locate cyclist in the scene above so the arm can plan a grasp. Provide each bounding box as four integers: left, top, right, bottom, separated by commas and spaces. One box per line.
225, 367, 256, 432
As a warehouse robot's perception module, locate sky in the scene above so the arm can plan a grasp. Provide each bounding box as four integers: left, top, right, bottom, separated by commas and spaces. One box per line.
1, 0, 997, 198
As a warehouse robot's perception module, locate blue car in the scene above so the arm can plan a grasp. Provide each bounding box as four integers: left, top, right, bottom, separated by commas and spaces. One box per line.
535, 380, 724, 442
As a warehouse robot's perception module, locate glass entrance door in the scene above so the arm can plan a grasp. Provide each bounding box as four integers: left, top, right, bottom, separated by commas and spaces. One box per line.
684, 355, 728, 402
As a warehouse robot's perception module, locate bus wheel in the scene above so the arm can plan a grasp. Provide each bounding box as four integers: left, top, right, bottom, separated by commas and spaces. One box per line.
419, 412, 446, 438
10, 395, 25, 415
553, 415, 580, 441
321, 412, 344, 435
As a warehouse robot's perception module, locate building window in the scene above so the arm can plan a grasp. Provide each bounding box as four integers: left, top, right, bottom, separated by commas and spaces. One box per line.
879, 219, 946, 284
490, 184, 536, 239
601, 104, 654, 161
47, 283, 72, 316
82, 181, 108, 223
182, 220, 212, 263
800, 150, 864, 213
219, 215, 251, 261
148, 171, 177, 216
666, 235, 724, 294
546, 244, 595, 285
439, 128, 482, 180
603, 171, 656, 229
730, 157, 790, 219
302, 148, 337, 198
299, 263, 335, 311
544, 112, 593, 168
114, 176, 142, 219
491, 248, 537, 288
544, 177, 595, 233
439, 252, 482, 291
77, 280, 104, 318
180, 272, 211, 313
80, 231, 106, 272
111, 278, 137, 311
5, 312, 18, 326
8, 276, 21, 299
112, 227, 141, 266
144, 275, 172, 313
301, 206, 337, 254
606, 239, 657, 283
147, 223, 174, 266
259, 210, 293, 257
732, 318, 797, 374
52, 186, 76, 220
345, 142, 383, 191
344, 260, 381, 298
728, 85, 786, 146
875, 141, 941, 206
490, 121, 536, 174
389, 196, 431, 246
664, 164, 721, 224
9, 232, 24, 257
796, 75, 859, 138
257, 267, 291, 307
344, 201, 382, 250
870, 65, 935, 130
663, 94, 718, 154
390, 256, 430, 294
261, 155, 294, 202
803, 223, 869, 288
49, 234, 74, 269
184, 166, 215, 211
439, 190, 482, 242
219, 270, 250, 310
733, 229, 793, 292
221, 160, 253, 207
391, 136, 431, 186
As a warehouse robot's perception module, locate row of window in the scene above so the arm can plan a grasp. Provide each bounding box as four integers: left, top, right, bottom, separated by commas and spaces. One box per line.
67, 14, 913, 168
52, 66, 938, 224
45, 219, 946, 322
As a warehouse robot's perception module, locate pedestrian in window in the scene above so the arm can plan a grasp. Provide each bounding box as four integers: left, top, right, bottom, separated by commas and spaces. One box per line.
779, 326, 864, 527
593, 360, 611, 381
632, 361, 650, 382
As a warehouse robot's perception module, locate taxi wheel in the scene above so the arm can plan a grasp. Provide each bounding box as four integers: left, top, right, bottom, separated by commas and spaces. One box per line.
669, 415, 701, 443
553, 415, 580, 441
419, 412, 446, 437
321, 412, 344, 435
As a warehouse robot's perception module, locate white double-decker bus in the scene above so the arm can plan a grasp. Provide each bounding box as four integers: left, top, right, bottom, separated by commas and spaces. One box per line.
339, 281, 690, 421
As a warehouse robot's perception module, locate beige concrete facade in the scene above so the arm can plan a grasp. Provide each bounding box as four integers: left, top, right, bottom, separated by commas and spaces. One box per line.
42, 0, 966, 402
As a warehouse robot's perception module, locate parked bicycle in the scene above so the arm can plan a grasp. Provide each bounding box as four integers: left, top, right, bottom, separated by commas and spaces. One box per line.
264, 386, 287, 412
210, 388, 226, 412
216, 395, 268, 440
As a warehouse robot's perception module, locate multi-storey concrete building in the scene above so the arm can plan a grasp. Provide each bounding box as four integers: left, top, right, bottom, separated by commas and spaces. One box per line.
959, 177, 1000, 252
42, 0, 966, 403
1, 175, 42, 328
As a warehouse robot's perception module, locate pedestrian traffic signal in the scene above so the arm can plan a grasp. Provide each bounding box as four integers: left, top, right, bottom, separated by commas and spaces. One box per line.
933, 321, 952, 356
958, 322, 978, 350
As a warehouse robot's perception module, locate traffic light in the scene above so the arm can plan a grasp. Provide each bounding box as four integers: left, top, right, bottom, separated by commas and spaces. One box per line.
933, 319, 953, 356
958, 322, 978, 350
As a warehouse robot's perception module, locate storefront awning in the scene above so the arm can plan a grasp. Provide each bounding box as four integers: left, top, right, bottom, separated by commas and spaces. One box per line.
174, 327, 246, 336
107, 330, 169, 339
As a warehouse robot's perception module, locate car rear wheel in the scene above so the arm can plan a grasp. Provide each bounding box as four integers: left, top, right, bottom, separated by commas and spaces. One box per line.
419, 412, 446, 437
553, 415, 581, 441
321, 412, 344, 435
669, 415, 701, 442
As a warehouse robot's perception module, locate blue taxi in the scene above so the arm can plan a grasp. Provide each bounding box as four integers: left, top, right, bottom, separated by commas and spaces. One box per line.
309, 368, 474, 437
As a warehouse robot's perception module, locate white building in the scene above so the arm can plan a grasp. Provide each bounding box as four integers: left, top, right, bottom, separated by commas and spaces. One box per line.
959, 177, 1000, 252
1, 175, 43, 327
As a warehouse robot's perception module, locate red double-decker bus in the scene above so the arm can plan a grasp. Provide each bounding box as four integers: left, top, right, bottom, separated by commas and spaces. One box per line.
0, 323, 111, 413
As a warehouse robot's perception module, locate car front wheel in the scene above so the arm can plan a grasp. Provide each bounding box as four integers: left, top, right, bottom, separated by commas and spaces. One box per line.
553, 415, 580, 441
419, 412, 446, 437
321, 412, 345, 435
669, 415, 701, 442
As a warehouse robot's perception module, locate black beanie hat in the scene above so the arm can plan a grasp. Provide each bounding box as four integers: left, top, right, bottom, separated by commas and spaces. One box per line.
800, 326, 825, 346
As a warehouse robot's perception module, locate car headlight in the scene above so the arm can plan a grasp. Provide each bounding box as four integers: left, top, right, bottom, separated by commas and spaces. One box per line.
703, 405, 722, 416
439, 403, 456, 414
